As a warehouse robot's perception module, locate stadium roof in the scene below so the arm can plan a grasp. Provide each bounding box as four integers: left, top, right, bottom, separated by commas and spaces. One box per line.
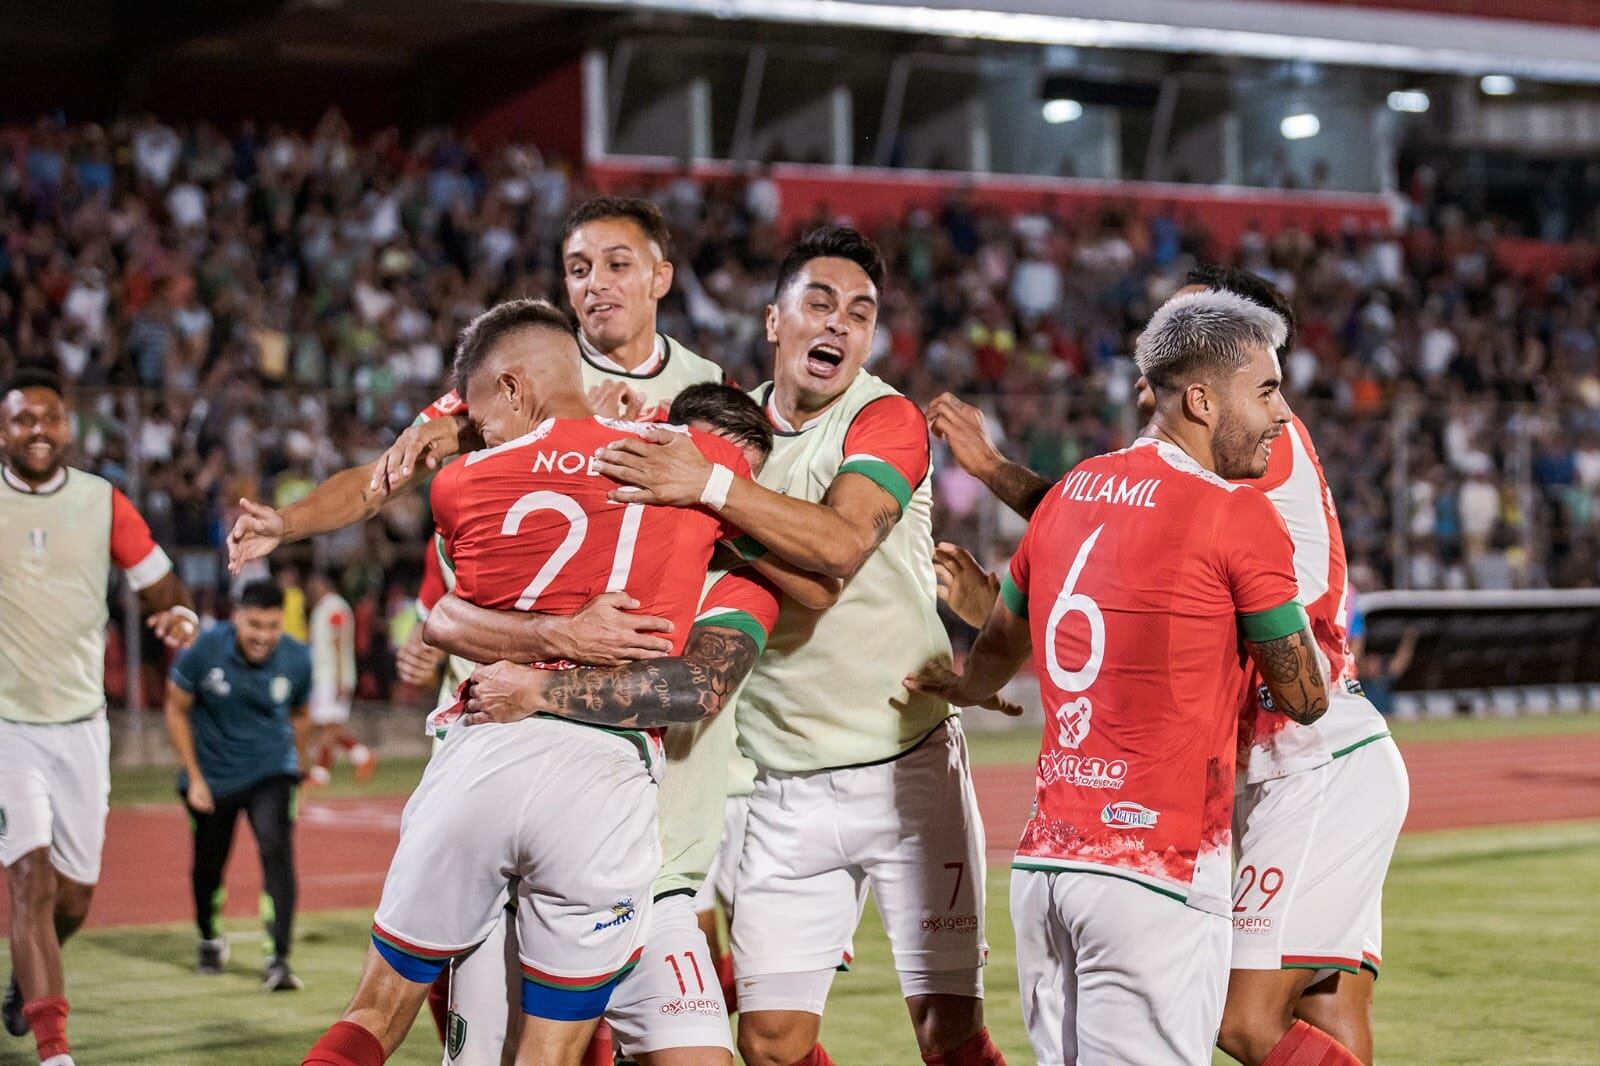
521, 0, 1600, 84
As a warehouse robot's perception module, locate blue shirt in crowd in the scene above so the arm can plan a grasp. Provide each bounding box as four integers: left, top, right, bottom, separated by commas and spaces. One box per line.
170, 623, 312, 798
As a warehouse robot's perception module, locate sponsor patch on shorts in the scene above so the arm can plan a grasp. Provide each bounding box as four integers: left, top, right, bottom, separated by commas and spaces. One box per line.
659, 998, 723, 1017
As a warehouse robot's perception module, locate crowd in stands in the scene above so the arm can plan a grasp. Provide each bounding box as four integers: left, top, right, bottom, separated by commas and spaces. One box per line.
4, 112, 1600, 699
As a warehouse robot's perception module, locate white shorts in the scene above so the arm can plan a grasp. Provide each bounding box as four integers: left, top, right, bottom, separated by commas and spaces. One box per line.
1011, 868, 1229, 1066
0, 715, 110, 884
693, 795, 750, 913
373, 718, 661, 1006
309, 696, 352, 726
1231, 734, 1409, 979
442, 902, 520, 1065
607, 893, 735, 1057
732, 718, 988, 1004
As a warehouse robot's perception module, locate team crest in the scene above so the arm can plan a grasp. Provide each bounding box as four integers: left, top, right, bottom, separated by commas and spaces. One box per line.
446, 1010, 467, 1058
1056, 697, 1093, 749
27, 528, 47, 555
203, 668, 231, 698
270, 675, 292, 704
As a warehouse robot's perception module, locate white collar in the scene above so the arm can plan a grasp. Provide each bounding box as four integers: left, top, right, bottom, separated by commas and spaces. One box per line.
2, 465, 66, 494
579, 332, 666, 376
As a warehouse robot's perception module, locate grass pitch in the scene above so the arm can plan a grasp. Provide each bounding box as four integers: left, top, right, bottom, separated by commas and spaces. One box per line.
3, 820, 1596, 1064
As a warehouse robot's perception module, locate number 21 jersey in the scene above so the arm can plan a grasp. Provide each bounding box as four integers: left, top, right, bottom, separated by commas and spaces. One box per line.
1002, 438, 1301, 915
429, 417, 749, 655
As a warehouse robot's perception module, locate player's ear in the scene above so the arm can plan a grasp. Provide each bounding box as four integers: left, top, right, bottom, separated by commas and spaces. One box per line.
499, 370, 524, 411
650, 258, 674, 301
764, 303, 779, 344
1182, 382, 1215, 426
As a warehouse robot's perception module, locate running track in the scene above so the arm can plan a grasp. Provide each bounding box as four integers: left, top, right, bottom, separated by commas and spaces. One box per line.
6, 733, 1598, 930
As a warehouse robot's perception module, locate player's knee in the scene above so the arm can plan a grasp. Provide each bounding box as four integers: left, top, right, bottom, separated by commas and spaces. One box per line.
736, 1011, 816, 1066
905, 993, 983, 1053
1217, 1010, 1290, 1065
7, 851, 59, 911
53, 878, 94, 924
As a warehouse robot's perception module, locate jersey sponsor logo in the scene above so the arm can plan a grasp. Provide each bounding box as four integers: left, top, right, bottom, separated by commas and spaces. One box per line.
1233, 915, 1273, 935
1100, 801, 1161, 829
659, 998, 723, 1017
1058, 470, 1162, 509
446, 1010, 467, 1058
270, 676, 291, 704
919, 913, 979, 933
593, 897, 637, 931
203, 667, 232, 698
1056, 697, 1093, 749
1039, 752, 1127, 790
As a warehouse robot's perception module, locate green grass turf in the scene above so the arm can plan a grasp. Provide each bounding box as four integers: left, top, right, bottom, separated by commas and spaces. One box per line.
5, 821, 1596, 1064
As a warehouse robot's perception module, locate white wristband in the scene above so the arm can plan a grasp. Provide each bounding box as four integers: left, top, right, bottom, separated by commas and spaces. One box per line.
700, 464, 735, 511
169, 605, 200, 629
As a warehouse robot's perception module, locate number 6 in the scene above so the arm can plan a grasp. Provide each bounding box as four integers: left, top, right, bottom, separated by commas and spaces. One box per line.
1044, 524, 1106, 692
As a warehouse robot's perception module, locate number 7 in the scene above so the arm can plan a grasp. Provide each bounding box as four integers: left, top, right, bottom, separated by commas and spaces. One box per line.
944, 862, 965, 910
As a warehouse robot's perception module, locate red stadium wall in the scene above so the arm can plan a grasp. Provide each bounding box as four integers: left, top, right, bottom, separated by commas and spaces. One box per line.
588, 158, 1393, 246
463, 58, 585, 163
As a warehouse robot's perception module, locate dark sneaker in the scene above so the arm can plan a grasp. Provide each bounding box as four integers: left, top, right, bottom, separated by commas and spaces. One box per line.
197, 936, 230, 975
2, 972, 27, 1036
262, 956, 303, 992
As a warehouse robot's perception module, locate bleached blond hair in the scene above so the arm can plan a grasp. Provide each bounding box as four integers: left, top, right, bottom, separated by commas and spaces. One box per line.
1135, 289, 1287, 390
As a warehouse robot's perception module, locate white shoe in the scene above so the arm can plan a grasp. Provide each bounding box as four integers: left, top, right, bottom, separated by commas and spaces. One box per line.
42, 1054, 77, 1066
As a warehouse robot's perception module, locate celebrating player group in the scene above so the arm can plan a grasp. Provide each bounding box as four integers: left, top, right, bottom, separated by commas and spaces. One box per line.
207, 196, 1406, 1066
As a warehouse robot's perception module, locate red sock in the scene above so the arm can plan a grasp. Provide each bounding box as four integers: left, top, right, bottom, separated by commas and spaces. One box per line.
922, 1028, 1006, 1065
789, 1046, 837, 1066
336, 733, 359, 752
426, 970, 451, 1045
22, 995, 69, 1060
303, 1020, 386, 1066
715, 951, 737, 1013
1261, 1020, 1363, 1066
580, 1020, 613, 1066
317, 746, 334, 771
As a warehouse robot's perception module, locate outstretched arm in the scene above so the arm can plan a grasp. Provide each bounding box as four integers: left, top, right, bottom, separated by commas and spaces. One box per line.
907, 592, 1033, 708
459, 624, 760, 729
927, 393, 1052, 520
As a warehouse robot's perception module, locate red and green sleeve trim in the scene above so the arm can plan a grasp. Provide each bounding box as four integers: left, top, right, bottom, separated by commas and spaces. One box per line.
725, 534, 768, 563
1361, 951, 1382, 978
520, 947, 643, 991
999, 573, 1027, 618
1282, 953, 1362, 975
1239, 599, 1309, 643
371, 922, 473, 962
693, 609, 770, 655
837, 456, 913, 513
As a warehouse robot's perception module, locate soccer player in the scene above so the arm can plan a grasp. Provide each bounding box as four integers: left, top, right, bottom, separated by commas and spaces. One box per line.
0, 368, 199, 1066
301, 301, 754, 1066
304, 570, 375, 785
225, 195, 726, 576
422, 383, 831, 1066
931, 266, 1406, 1065
593, 227, 1007, 1066
913, 288, 1328, 1065
163, 580, 313, 991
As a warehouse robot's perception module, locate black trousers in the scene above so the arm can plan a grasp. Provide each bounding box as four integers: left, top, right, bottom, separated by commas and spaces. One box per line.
184, 773, 298, 958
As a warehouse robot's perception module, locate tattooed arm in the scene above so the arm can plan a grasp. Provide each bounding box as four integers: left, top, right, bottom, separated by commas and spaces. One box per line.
1245, 627, 1330, 725
457, 624, 761, 729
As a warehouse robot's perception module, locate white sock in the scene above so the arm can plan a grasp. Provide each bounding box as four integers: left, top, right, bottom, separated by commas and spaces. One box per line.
350, 744, 372, 765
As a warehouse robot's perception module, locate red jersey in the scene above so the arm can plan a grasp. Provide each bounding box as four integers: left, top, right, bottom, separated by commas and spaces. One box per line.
429, 417, 748, 656
1003, 438, 1301, 915
1234, 415, 1387, 782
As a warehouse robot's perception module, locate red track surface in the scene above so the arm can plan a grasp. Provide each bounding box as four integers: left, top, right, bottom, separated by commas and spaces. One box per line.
4, 733, 1598, 930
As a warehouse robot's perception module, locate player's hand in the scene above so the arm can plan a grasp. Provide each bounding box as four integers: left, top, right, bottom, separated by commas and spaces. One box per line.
147, 608, 200, 649
587, 381, 647, 421
904, 662, 1025, 716
187, 777, 215, 814
459, 661, 541, 727
558, 591, 674, 666
927, 393, 1006, 482
368, 415, 465, 497
934, 542, 1000, 629
227, 498, 285, 575
395, 626, 445, 686
594, 427, 712, 507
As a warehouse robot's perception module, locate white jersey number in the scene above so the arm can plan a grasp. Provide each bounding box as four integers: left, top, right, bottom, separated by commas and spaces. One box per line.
500, 492, 644, 611
1044, 524, 1106, 692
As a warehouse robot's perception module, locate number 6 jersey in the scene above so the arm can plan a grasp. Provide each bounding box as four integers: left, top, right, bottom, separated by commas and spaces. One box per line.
1002, 437, 1301, 915
429, 417, 749, 658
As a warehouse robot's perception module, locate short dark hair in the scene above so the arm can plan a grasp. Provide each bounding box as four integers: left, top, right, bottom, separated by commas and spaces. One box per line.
668, 383, 772, 461
773, 226, 885, 303
1184, 265, 1296, 356
452, 298, 576, 397
562, 196, 673, 260
236, 580, 284, 611
3, 366, 66, 400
